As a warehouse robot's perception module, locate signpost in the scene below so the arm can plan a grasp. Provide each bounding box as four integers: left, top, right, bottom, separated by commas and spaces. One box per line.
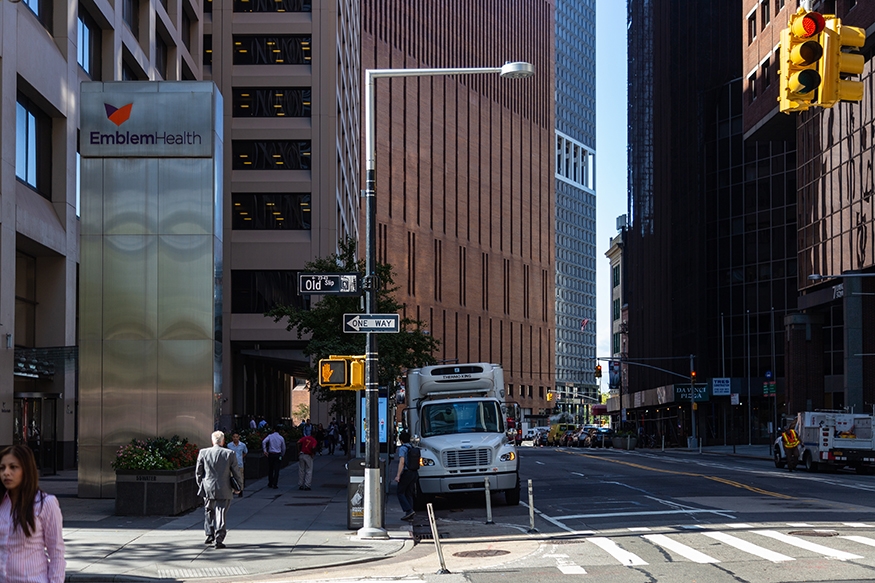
712, 377, 731, 396
343, 314, 400, 333
298, 273, 361, 296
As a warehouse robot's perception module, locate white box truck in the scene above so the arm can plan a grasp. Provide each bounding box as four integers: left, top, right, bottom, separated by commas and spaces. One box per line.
775, 410, 875, 474
404, 362, 520, 505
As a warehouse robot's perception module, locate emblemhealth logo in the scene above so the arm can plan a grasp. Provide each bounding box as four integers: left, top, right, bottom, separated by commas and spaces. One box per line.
90, 101, 203, 147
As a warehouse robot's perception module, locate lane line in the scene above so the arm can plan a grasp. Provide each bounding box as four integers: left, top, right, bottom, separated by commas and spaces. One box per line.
841, 535, 875, 548
643, 533, 720, 563
588, 536, 648, 566
752, 530, 863, 560
553, 508, 734, 520
844, 523, 875, 528
702, 531, 795, 563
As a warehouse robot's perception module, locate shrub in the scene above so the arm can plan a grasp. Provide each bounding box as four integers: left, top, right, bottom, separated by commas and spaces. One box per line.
112, 435, 199, 471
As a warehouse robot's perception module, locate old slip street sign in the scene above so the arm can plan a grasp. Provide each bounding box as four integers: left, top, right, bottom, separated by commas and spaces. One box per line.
298, 273, 360, 296
343, 313, 400, 333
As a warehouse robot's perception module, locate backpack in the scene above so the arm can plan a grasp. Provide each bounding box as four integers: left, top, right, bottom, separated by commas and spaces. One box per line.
405, 445, 420, 472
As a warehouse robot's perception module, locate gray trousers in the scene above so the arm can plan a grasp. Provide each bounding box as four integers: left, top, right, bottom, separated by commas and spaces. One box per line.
299, 453, 314, 487
204, 498, 231, 540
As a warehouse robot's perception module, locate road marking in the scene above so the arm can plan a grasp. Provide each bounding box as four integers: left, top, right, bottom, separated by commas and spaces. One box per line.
702, 531, 795, 562
567, 451, 795, 499
588, 536, 648, 566
787, 522, 814, 527
535, 461, 545, 465
724, 523, 753, 528
841, 535, 875, 548
753, 530, 863, 560
520, 501, 575, 533
643, 533, 719, 563
628, 527, 651, 532
571, 472, 586, 477
844, 523, 875, 528
553, 509, 734, 520
557, 565, 587, 574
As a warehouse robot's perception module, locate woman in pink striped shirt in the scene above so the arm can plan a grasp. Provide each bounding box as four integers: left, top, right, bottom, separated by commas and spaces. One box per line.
0, 445, 65, 583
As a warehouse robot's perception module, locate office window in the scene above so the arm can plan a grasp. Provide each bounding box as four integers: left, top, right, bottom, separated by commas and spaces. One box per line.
761, 1, 770, 29
155, 35, 168, 79
16, 94, 51, 198
747, 14, 756, 44
612, 265, 620, 287
232, 193, 311, 230
122, 0, 139, 39
181, 9, 191, 52
233, 88, 311, 117
231, 270, 303, 313
204, 0, 212, 12
78, 7, 101, 78
15, 253, 37, 348
613, 333, 621, 355
203, 34, 212, 67
232, 140, 311, 170
22, 0, 51, 29
232, 35, 311, 65
761, 58, 770, 88
612, 298, 620, 321
775, 0, 785, 14
748, 72, 757, 102
234, 0, 311, 12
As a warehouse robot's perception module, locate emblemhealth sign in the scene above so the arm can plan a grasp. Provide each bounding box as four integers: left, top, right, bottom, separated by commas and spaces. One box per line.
80, 83, 214, 158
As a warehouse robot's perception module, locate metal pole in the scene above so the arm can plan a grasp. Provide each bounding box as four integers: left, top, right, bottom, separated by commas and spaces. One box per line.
771, 307, 777, 440
359, 72, 387, 539
484, 477, 494, 524
527, 479, 537, 533
747, 310, 751, 446
690, 354, 696, 442
427, 502, 451, 574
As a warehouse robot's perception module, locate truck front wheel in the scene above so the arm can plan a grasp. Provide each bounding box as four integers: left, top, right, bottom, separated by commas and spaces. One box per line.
505, 477, 521, 506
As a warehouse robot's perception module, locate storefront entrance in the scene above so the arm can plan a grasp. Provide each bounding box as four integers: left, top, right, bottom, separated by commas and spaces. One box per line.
13, 394, 59, 476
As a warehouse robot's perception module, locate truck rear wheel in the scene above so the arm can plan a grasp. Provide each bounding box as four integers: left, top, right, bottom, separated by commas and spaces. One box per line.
505, 477, 521, 506
804, 451, 819, 473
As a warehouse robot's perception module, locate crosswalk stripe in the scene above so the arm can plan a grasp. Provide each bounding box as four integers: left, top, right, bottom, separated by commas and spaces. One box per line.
642, 534, 719, 563
841, 535, 875, 548
557, 565, 587, 574
702, 531, 795, 562
588, 537, 648, 566
753, 530, 863, 560
844, 523, 875, 528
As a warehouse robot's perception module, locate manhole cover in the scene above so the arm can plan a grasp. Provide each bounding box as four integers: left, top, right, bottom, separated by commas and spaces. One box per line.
453, 549, 511, 558
788, 530, 839, 537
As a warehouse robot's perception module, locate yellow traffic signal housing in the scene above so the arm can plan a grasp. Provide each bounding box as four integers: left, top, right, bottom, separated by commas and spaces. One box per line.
349, 358, 365, 389
319, 358, 347, 387
778, 10, 826, 113
595, 364, 602, 379
817, 16, 866, 107
546, 392, 553, 402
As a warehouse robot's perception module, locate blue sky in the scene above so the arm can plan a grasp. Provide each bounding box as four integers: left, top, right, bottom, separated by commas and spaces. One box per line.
595, 0, 628, 362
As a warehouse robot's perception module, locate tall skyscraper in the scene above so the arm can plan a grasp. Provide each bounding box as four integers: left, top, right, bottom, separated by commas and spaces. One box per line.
361, 1, 557, 420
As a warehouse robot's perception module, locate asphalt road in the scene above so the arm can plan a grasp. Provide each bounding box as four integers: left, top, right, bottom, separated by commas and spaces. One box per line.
267, 446, 875, 583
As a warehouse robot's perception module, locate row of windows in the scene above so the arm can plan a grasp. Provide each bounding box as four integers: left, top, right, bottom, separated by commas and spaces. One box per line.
747, 0, 785, 45
231, 193, 310, 230
204, 35, 312, 67
205, 0, 311, 13
232, 88, 311, 117
747, 49, 779, 103
232, 140, 311, 170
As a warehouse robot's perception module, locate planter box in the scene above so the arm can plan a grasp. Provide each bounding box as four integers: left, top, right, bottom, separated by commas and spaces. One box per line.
115, 467, 199, 516
243, 448, 298, 481
612, 437, 638, 450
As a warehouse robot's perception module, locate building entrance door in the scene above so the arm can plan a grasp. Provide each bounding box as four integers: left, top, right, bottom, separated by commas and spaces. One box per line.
13, 394, 58, 476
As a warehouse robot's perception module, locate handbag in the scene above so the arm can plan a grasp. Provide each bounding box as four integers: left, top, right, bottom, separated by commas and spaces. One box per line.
230, 474, 242, 491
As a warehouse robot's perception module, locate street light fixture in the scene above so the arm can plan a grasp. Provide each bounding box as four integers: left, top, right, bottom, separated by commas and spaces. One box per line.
359, 62, 534, 539
809, 272, 875, 280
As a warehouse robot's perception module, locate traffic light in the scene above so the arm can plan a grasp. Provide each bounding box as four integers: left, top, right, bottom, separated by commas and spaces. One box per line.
595, 364, 602, 379
546, 392, 553, 402
778, 9, 826, 113
319, 358, 347, 387
691, 370, 697, 383
318, 355, 366, 390
817, 16, 866, 107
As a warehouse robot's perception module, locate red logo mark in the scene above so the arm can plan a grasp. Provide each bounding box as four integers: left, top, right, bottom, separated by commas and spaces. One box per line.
104, 103, 133, 126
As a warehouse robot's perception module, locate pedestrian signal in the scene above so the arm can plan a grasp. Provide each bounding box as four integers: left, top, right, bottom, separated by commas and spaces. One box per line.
319, 359, 347, 386
778, 9, 825, 113
817, 16, 866, 107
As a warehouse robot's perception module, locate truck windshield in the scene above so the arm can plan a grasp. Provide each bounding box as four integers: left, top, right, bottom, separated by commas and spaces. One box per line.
420, 401, 503, 437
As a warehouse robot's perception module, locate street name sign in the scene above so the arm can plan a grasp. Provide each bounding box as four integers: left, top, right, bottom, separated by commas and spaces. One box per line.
343, 313, 400, 333
298, 273, 360, 296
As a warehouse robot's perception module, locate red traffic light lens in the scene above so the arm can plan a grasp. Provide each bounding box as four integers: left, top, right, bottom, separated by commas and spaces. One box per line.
799, 12, 825, 37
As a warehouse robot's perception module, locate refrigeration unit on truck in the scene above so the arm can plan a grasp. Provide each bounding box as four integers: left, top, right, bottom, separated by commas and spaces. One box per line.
775, 411, 875, 474
404, 362, 521, 505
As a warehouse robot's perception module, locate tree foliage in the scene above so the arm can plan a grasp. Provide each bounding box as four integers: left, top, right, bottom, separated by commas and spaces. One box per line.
268, 237, 440, 418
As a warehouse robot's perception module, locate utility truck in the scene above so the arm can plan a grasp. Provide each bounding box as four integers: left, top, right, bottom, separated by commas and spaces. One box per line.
404, 362, 520, 505
774, 410, 875, 474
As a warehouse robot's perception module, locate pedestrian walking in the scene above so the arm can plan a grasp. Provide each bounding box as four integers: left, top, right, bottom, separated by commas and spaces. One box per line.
297, 432, 317, 490
0, 444, 65, 583
781, 423, 802, 472
314, 423, 326, 455
393, 430, 419, 521
196, 431, 243, 549
227, 433, 248, 497
327, 420, 338, 455
262, 426, 286, 489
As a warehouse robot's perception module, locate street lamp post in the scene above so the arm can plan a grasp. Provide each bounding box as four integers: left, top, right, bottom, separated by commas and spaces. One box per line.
359, 62, 534, 539
808, 271, 875, 412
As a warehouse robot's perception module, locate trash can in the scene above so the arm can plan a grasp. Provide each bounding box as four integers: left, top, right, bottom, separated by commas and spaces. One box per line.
346, 458, 386, 529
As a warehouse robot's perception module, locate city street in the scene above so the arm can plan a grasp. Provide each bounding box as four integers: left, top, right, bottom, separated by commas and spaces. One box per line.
264, 446, 875, 583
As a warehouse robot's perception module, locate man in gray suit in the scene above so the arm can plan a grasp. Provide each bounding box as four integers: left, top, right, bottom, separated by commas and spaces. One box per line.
196, 431, 243, 548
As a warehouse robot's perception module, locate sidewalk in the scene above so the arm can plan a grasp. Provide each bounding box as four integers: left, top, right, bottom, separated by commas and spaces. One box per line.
675, 442, 774, 461
43, 452, 415, 582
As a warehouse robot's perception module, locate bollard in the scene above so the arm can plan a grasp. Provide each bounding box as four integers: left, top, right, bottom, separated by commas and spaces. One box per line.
527, 479, 538, 533
427, 502, 451, 574
661, 435, 665, 452
698, 438, 702, 453
484, 476, 494, 524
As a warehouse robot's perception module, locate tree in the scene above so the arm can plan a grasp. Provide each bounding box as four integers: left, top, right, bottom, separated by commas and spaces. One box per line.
292, 403, 310, 424
268, 237, 440, 419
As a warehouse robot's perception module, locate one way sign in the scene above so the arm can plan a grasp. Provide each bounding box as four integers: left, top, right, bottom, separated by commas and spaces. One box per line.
343, 313, 400, 333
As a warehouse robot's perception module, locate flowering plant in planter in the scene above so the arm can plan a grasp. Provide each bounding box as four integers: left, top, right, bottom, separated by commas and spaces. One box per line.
111, 435, 199, 471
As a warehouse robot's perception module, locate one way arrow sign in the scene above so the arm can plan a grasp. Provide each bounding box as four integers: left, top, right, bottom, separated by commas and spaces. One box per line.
343, 313, 400, 333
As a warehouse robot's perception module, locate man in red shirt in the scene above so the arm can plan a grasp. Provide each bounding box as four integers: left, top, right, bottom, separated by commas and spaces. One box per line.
297, 433, 318, 490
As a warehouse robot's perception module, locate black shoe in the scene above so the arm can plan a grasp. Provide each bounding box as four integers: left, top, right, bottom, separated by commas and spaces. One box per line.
238, 492, 244, 498
215, 541, 226, 549
205, 536, 214, 545
402, 511, 415, 521
303, 486, 311, 490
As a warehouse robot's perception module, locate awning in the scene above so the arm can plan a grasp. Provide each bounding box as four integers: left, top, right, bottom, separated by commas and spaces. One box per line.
591, 404, 608, 415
